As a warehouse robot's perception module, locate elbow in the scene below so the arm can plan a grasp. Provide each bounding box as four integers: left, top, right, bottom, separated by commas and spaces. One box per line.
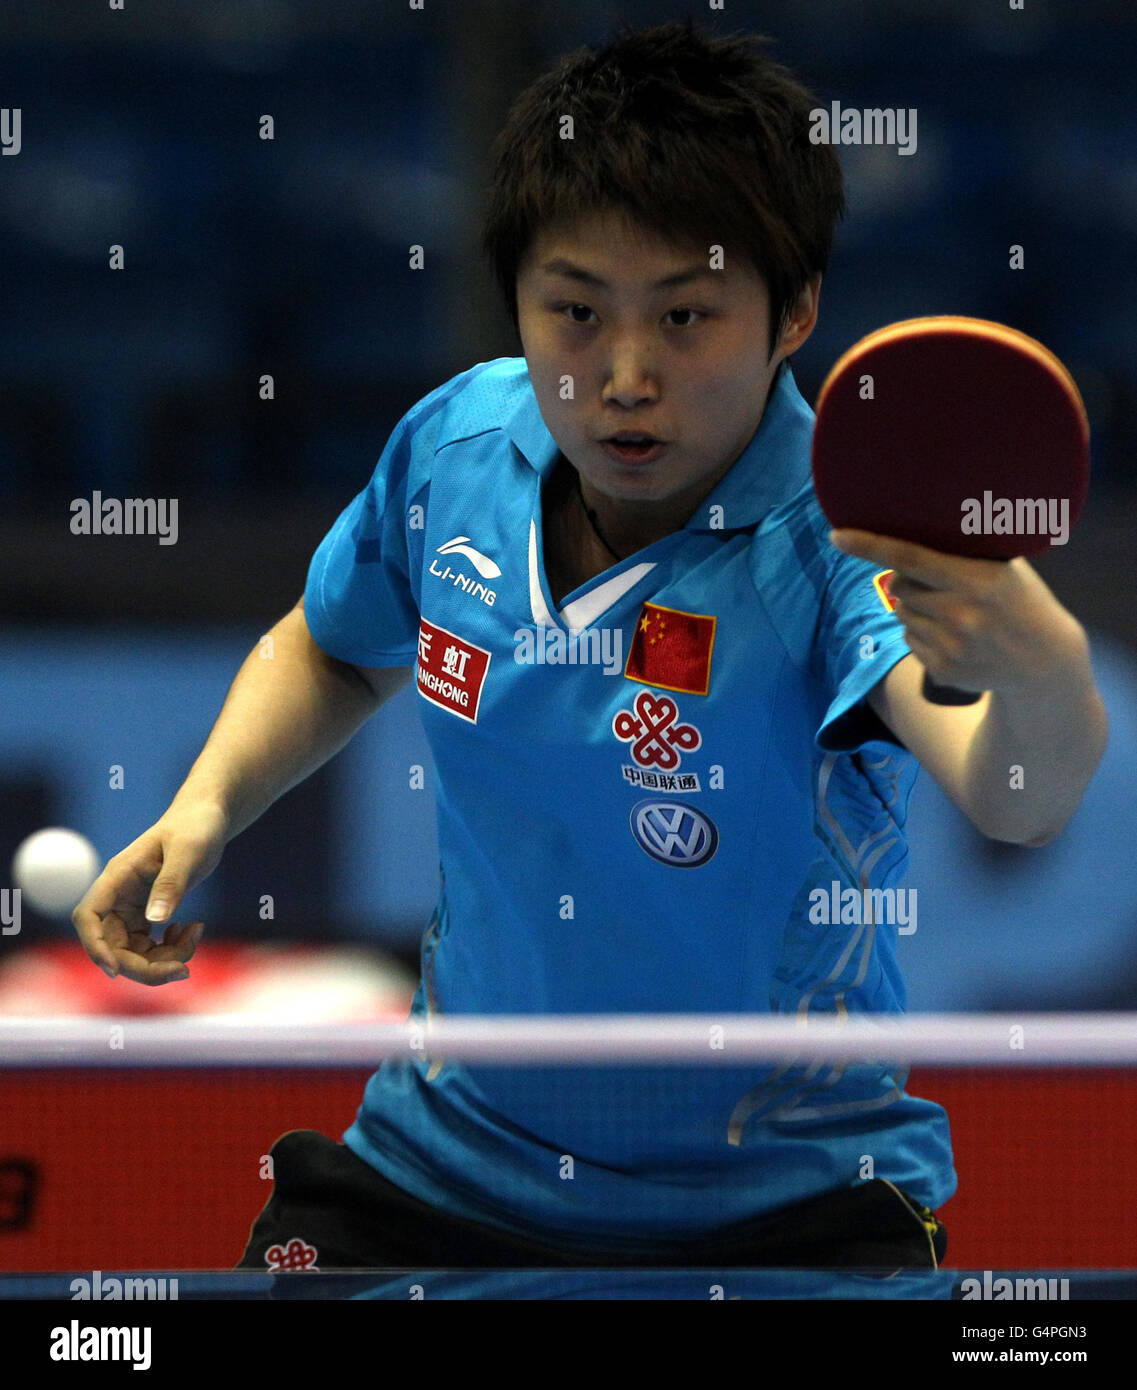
1020, 827, 1062, 848
973, 818, 1065, 848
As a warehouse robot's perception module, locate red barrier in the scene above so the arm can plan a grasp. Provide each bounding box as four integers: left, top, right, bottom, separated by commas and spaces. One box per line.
1, 1067, 1134, 1270
907, 1068, 1137, 1268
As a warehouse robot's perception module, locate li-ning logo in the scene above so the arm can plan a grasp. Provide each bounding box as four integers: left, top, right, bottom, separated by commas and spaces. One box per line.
430, 537, 500, 606
265, 1237, 320, 1272
436, 537, 501, 578
630, 800, 718, 868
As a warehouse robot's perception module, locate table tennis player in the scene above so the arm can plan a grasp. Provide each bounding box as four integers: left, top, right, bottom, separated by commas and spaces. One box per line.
73, 19, 1107, 1272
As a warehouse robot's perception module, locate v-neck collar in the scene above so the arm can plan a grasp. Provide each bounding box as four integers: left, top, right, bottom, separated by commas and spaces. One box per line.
507, 358, 814, 629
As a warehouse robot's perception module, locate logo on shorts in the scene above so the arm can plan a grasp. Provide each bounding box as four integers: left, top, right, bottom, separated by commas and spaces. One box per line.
416, 618, 491, 722
265, 1237, 320, 1272
612, 690, 701, 770
629, 799, 718, 867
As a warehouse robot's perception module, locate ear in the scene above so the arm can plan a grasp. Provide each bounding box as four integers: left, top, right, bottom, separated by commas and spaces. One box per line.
776, 274, 822, 358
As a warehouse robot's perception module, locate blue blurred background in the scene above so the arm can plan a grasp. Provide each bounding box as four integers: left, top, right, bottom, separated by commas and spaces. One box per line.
1, 0, 1135, 1008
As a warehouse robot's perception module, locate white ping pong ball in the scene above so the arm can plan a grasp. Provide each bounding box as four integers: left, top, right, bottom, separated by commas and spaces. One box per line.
11, 828, 102, 918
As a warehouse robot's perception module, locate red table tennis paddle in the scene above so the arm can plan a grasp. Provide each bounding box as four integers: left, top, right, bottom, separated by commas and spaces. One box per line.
810, 315, 1090, 705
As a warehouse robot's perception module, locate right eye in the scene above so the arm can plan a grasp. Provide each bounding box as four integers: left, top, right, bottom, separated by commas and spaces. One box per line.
555, 304, 597, 325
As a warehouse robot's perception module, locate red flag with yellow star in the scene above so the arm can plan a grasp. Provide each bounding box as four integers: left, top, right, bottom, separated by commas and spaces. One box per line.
624, 602, 716, 696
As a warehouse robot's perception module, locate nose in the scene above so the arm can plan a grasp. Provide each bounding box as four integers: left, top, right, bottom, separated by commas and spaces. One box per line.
602, 337, 659, 409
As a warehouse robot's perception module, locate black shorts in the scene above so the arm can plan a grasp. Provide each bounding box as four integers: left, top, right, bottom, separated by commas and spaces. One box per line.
237, 1129, 947, 1272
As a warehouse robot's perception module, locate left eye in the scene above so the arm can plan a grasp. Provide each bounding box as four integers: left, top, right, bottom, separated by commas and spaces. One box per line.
554, 305, 704, 327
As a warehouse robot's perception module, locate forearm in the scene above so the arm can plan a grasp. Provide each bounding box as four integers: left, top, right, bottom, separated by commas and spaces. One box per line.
962, 629, 1108, 845
171, 604, 393, 841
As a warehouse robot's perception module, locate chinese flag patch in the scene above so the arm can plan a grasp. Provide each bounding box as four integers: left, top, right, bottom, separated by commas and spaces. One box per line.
624, 602, 716, 696
873, 570, 898, 612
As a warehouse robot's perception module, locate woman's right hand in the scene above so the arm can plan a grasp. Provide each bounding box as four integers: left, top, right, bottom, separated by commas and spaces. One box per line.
71, 800, 229, 985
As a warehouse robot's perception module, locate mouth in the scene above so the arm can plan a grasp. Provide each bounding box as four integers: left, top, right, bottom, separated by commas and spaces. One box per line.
601, 432, 668, 464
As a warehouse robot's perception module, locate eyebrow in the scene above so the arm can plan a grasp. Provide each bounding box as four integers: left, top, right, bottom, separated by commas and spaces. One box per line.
538, 258, 722, 291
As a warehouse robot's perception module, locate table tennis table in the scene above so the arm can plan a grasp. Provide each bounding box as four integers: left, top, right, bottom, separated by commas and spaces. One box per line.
3, 1268, 1136, 1300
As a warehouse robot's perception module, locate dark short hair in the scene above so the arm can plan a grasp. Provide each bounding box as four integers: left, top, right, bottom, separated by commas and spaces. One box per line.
481, 18, 846, 358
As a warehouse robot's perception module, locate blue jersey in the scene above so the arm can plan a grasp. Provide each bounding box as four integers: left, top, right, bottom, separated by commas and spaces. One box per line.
303, 356, 956, 1250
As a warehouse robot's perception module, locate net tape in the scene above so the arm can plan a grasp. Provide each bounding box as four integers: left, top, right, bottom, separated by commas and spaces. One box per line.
3, 1013, 1136, 1067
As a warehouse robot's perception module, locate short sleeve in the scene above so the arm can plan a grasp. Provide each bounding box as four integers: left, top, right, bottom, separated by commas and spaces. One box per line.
303, 416, 422, 667
815, 552, 912, 753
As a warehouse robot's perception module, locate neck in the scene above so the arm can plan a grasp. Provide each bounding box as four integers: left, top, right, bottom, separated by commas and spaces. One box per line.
577, 479, 688, 559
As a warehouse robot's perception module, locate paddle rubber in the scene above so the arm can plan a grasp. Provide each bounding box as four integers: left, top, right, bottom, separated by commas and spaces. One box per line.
811, 316, 1090, 704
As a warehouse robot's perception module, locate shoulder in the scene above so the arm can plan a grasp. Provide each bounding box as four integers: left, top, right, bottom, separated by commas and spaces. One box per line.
402, 356, 531, 457
364, 357, 528, 500
744, 480, 847, 605
741, 483, 900, 672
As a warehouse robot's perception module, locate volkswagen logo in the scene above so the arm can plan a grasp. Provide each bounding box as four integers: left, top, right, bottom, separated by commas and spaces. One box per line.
629, 800, 718, 868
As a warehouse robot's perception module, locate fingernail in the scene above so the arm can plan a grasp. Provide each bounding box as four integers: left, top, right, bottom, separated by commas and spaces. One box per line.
98, 962, 116, 980
146, 902, 168, 922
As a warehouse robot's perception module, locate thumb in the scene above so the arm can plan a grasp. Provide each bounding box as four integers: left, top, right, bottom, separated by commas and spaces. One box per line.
143, 843, 203, 924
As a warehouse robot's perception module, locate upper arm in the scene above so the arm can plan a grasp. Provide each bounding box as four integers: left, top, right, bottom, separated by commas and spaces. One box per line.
867, 652, 990, 817
348, 663, 413, 703
291, 593, 413, 706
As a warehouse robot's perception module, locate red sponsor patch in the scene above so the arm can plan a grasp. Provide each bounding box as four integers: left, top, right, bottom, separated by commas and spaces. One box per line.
873, 569, 898, 612
265, 1237, 320, 1272
612, 690, 702, 771
624, 602, 716, 696
416, 618, 491, 723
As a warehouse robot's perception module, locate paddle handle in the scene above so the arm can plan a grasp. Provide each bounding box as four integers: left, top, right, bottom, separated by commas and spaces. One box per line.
916, 552, 1013, 705
921, 672, 982, 706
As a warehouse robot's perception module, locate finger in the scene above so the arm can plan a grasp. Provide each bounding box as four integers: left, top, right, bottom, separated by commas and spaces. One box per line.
72, 849, 165, 975
73, 884, 136, 979
117, 919, 202, 963
110, 949, 192, 987
902, 625, 972, 686
830, 529, 1001, 594
142, 843, 204, 925
888, 574, 977, 620
150, 920, 205, 963
106, 933, 195, 986
892, 604, 951, 651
